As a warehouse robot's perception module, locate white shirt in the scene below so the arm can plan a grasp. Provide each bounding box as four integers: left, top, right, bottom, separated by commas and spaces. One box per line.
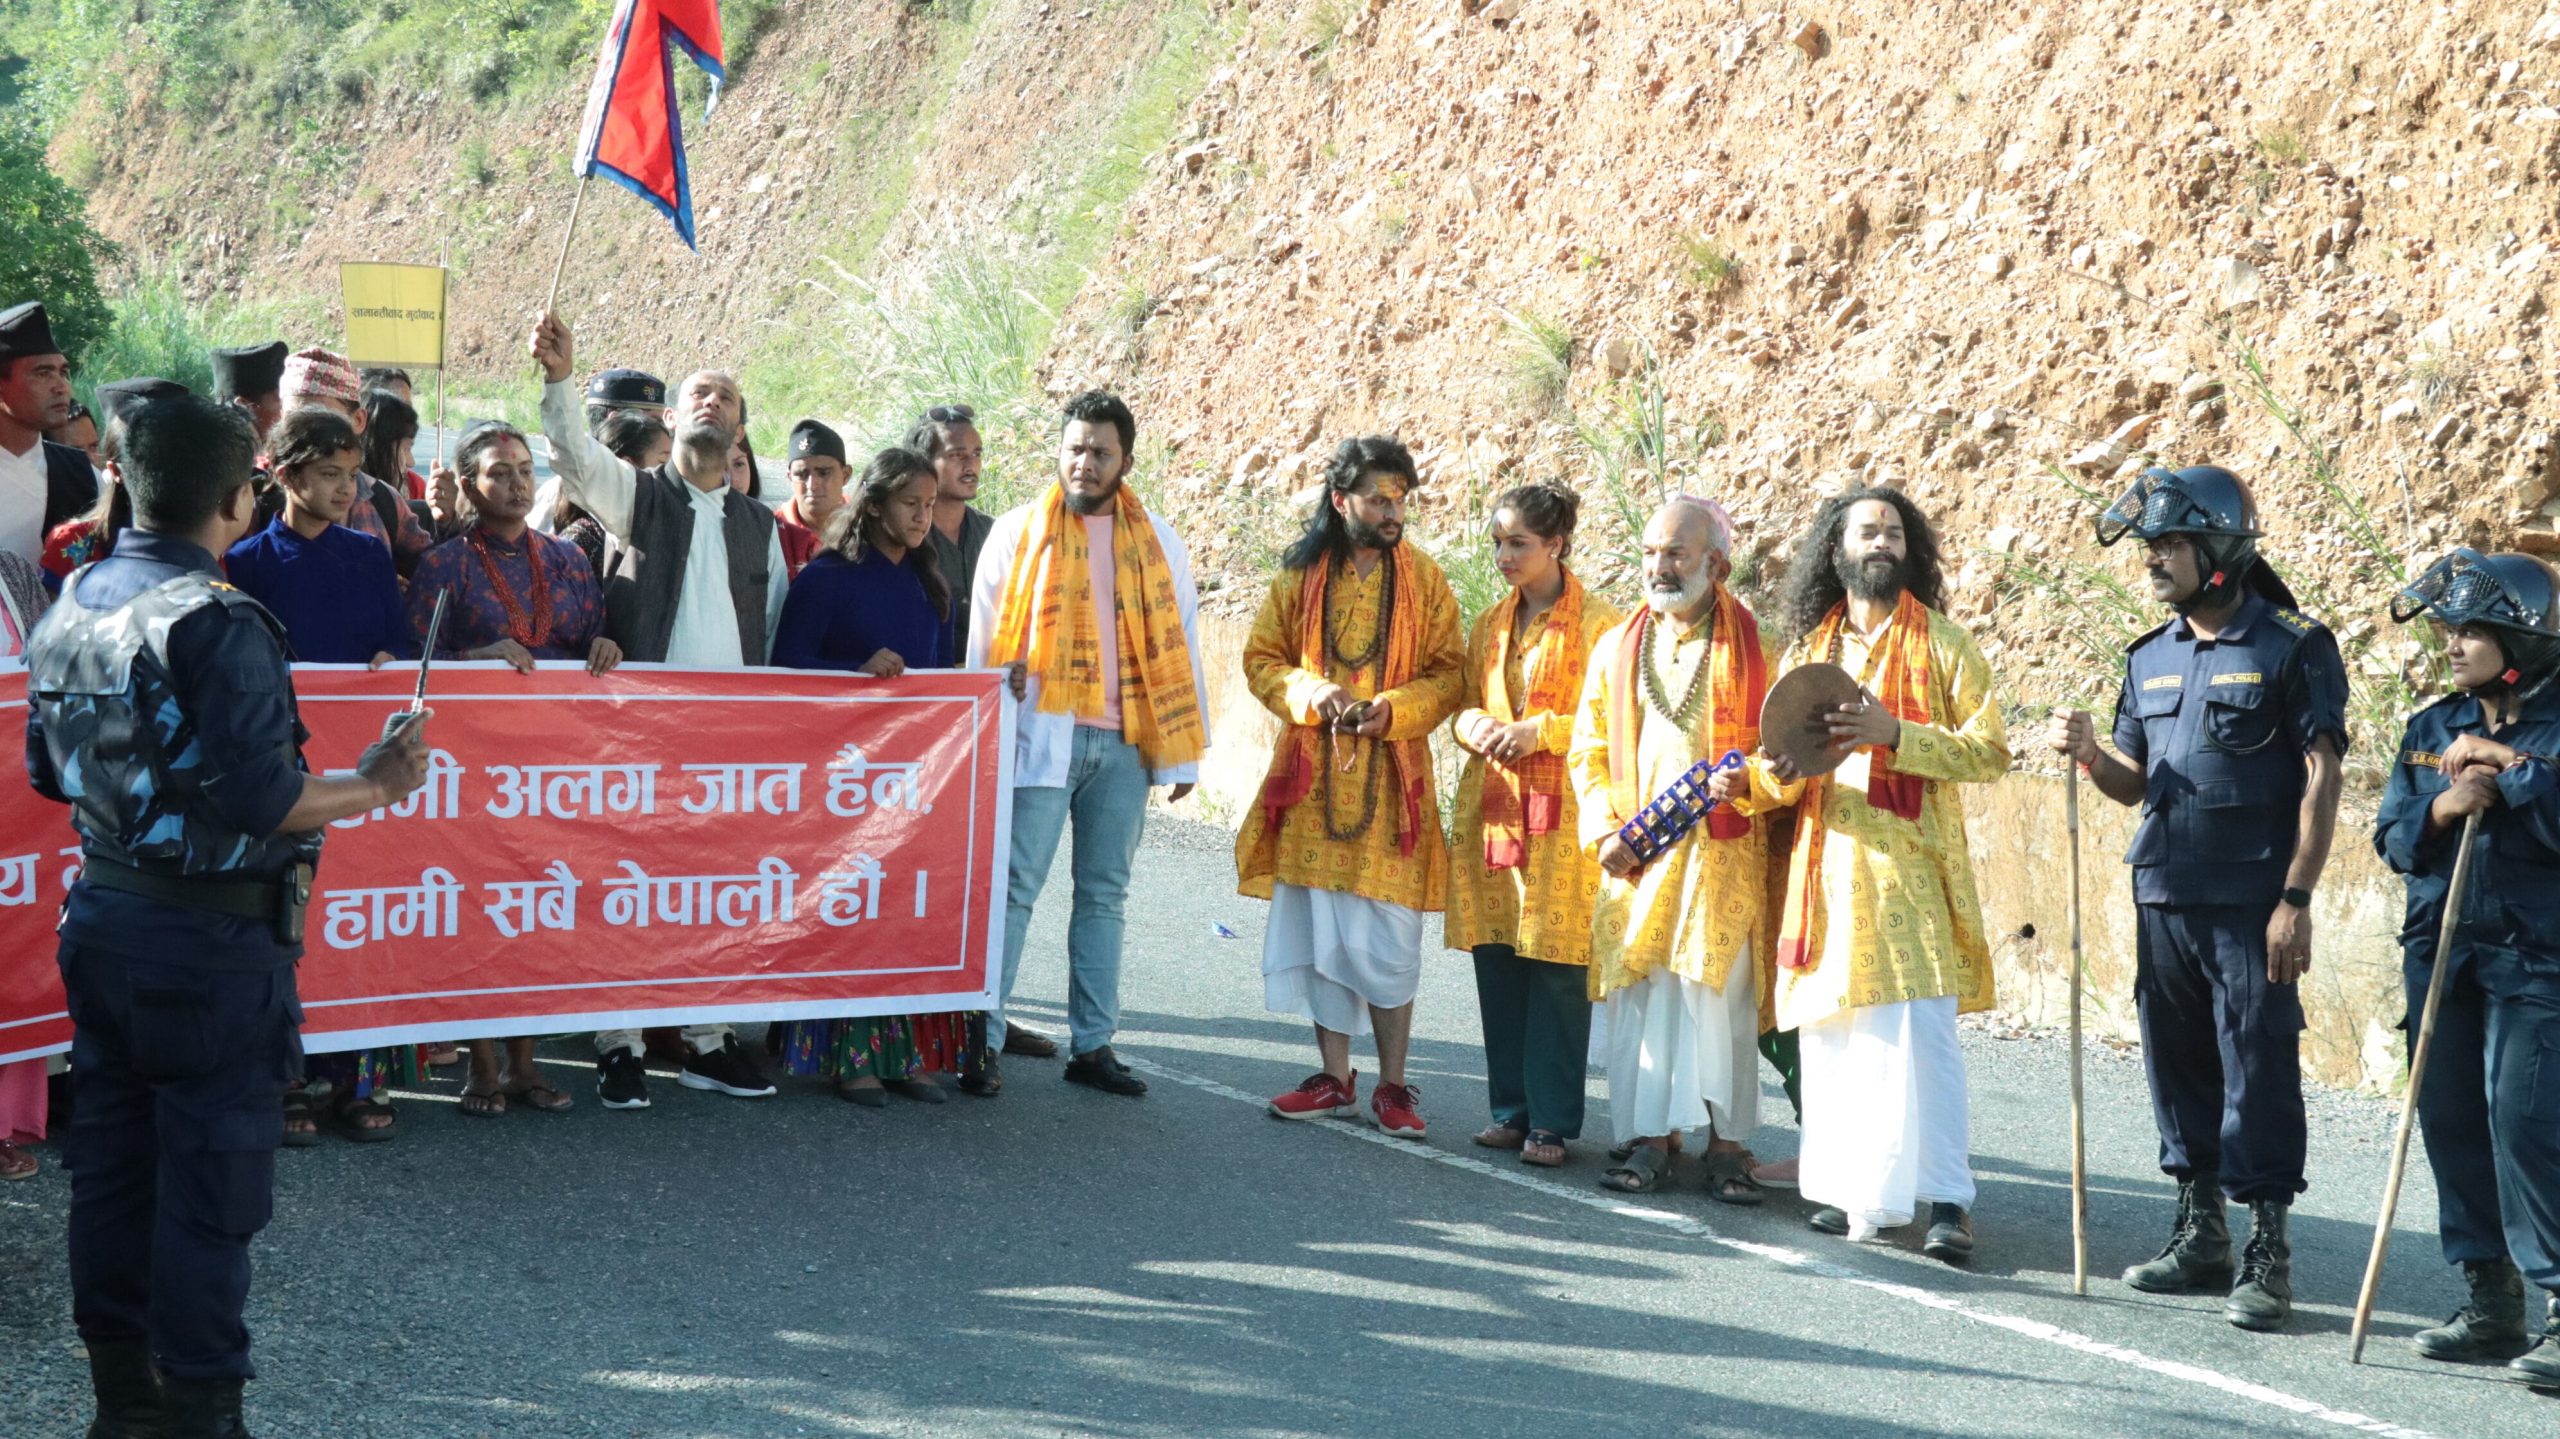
968, 497, 1209, 788
0, 436, 48, 567
539, 380, 786, 665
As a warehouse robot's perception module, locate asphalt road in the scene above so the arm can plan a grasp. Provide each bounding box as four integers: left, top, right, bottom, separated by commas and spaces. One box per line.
1, 814, 2553, 1438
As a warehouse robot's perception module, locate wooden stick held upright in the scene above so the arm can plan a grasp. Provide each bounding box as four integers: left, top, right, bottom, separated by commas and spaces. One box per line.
2349, 810, 2482, 1364
2066, 762, 2089, 1297
543, 174, 592, 318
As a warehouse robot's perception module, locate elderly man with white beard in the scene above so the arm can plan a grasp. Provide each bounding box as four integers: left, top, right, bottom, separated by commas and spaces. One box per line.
528, 311, 788, 1110
1567, 498, 1782, 1199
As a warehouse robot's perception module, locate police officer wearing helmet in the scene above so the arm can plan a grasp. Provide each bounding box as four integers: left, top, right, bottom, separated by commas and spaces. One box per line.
2374, 549, 2560, 1386
2046, 464, 2348, 1332
22, 394, 434, 1438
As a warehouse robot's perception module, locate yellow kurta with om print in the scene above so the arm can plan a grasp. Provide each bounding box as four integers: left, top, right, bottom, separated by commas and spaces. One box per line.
1567, 613, 1781, 1003
1444, 590, 1622, 963
1235, 550, 1467, 910
1768, 607, 2010, 1031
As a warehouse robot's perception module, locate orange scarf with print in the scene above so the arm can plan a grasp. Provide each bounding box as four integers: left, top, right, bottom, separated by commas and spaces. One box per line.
1774, 588, 1935, 972
984, 482, 1205, 769
1255, 546, 1432, 857
1478, 570, 1591, 870
1605, 585, 1766, 841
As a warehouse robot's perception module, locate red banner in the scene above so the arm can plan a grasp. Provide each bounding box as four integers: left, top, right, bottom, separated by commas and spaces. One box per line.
1, 664, 1013, 1064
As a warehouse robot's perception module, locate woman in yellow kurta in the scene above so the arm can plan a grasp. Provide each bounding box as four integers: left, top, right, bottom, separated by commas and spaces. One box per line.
1239, 438, 1466, 1136
1445, 484, 1619, 1165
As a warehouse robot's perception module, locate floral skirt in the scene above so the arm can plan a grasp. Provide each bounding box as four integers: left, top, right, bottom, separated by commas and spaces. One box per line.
304, 1046, 423, 1101
775, 1014, 989, 1084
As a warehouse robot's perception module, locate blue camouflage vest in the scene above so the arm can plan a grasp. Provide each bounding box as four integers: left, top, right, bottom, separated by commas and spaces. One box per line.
26, 569, 321, 879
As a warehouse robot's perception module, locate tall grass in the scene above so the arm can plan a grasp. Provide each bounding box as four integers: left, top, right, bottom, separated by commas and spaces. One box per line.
69, 273, 314, 412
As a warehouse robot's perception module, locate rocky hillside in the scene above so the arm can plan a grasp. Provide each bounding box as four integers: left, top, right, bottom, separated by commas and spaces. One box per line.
34, 0, 2560, 766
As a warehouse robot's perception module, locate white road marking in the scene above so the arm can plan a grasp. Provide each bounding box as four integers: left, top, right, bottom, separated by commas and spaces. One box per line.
1115, 1049, 2442, 1439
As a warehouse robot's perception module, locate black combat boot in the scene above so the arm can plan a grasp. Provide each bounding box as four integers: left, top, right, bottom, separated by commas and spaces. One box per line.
84, 1336, 166, 1439
2413, 1258, 2531, 1361
2512, 1293, 2560, 1389
2223, 1199, 2293, 1331
2122, 1174, 2233, 1293
162, 1377, 250, 1439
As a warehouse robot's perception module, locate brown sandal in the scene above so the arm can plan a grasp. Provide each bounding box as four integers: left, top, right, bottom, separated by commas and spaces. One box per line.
1701, 1147, 1766, 1206
1520, 1129, 1567, 1168
1601, 1142, 1673, 1193
504, 1080, 573, 1113
0, 1141, 37, 1181
458, 1083, 507, 1119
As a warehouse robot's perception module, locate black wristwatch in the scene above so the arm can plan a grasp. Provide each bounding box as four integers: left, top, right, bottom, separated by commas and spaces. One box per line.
2280, 886, 2314, 910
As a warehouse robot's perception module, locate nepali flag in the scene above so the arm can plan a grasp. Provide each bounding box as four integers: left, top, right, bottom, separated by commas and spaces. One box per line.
573, 0, 725, 249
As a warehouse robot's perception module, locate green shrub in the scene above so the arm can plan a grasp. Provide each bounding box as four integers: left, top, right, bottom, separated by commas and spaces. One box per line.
0, 111, 115, 365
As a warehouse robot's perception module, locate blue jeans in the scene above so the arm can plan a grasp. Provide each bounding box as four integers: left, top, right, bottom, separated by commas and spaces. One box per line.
995, 726, 1150, 1055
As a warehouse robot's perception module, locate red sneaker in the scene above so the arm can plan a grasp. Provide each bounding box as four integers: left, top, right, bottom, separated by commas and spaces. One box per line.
1371, 1082, 1426, 1138
1269, 1070, 1359, 1120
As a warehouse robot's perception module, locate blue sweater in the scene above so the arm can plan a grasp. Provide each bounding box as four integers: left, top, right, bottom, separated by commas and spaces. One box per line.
223, 517, 415, 664
772, 547, 950, 672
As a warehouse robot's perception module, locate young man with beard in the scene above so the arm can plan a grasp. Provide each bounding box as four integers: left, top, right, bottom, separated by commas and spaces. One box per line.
2373, 549, 2560, 1386
778, 419, 849, 580
1242, 437, 1466, 1135
529, 310, 785, 1109
970, 392, 1210, 1095
916, 406, 995, 662
1568, 497, 1777, 1198
2048, 465, 2347, 1330
1759, 486, 2010, 1262
0, 302, 99, 565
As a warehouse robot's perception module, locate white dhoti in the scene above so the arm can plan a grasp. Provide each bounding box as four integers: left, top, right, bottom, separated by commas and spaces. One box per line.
1262, 882, 1426, 1037
1603, 943, 1760, 1147
1797, 994, 1975, 1229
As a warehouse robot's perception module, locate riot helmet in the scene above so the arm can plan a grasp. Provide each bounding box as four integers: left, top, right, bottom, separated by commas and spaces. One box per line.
2392, 549, 2560, 697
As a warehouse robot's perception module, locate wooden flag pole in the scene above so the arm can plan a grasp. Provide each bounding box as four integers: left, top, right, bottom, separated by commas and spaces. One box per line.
543, 174, 593, 318
2066, 761, 2089, 1297
435, 237, 449, 468
2350, 811, 2483, 1363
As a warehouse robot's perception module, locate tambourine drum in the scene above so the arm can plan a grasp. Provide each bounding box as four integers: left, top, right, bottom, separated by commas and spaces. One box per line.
1757, 661, 1863, 778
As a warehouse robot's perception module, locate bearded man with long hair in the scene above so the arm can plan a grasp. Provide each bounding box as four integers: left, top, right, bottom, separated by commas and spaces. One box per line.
1239, 436, 1466, 1137
1759, 485, 2010, 1263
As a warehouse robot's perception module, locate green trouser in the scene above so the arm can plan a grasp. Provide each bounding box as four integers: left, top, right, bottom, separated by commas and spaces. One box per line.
1760, 1026, 1802, 1120
1473, 944, 1593, 1138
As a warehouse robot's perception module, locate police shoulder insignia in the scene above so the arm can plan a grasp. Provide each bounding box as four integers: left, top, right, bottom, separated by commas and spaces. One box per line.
2141, 674, 2183, 690
209, 581, 237, 592
2270, 608, 2319, 634
2403, 750, 2442, 769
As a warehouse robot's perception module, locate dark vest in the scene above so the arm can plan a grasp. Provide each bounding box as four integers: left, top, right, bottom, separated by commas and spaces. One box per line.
27, 569, 321, 880
43, 440, 99, 533
2119, 594, 2335, 907
598, 464, 775, 665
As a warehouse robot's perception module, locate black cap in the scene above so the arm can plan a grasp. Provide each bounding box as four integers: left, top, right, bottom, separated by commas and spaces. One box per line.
585, 368, 667, 410
787, 419, 846, 464
208, 341, 289, 401
0, 302, 63, 363
95, 377, 194, 428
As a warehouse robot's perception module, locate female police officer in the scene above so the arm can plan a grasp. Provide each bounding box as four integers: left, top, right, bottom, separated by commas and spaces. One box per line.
2375, 549, 2560, 1387
24, 393, 433, 1439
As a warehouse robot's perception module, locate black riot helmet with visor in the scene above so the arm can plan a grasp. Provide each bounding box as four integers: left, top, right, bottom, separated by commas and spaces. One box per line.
2095, 465, 2295, 611
2392, 548, 2560, 698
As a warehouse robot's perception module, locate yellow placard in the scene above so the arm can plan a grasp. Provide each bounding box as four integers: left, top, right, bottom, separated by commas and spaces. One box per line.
339, 263, 447, 369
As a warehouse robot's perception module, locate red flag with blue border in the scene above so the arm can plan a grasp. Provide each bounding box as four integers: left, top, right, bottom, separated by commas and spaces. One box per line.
573, 0, 725, 250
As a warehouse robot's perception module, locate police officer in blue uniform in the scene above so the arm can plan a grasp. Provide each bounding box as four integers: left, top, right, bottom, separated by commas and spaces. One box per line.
23, 394, 434, 1439
2047, 465, 2348, 1332
2374, 549, 2560, 1387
